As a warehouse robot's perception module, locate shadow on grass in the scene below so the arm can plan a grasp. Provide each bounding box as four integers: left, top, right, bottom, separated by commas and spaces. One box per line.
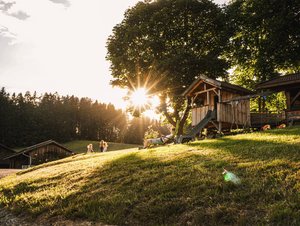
263, 126, 300, 136
2, 136, 300, 225
58, 153, 248, 225
60, 153, 300, 225
17, 154, 100, 175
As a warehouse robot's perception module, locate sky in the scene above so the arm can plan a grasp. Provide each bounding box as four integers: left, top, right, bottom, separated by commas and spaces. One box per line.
0, 0, 228, 110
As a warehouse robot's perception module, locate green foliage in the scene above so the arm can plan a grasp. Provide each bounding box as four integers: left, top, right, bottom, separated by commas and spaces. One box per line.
107, 0, 229, 90
106, 0, 230, 135
144, 125, 160, 139
124, 116, 152, 144
227, 0, 300, 83
1, 127, 300, 225
0, 88, 128, 147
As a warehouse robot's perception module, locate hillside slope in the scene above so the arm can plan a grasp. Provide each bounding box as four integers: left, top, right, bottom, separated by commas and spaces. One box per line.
0, 127, 300, 225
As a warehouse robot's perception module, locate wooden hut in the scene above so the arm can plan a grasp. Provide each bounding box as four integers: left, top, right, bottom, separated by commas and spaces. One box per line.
183, 75, 254, 133
256, 73, 300, 124
0, 144, 16, 168
4, 140, 73, 169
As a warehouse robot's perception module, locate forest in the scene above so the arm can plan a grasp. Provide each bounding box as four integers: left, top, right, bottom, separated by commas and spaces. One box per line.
0, 87, 159, 147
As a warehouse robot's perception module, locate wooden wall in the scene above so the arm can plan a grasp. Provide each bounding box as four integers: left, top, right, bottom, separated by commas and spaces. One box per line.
9, 155, 29, 169
192, 105, 214, 126
217, 100, 251, 126
9, 144, 72, 169
29, 144, 72, 165
0, 147, 15, 168
191, 89, 251, 128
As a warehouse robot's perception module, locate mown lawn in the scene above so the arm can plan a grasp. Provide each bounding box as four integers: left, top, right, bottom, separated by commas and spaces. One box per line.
0, 127, 299, 225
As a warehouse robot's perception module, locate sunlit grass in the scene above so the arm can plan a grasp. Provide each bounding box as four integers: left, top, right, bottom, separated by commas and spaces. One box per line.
63, 140, 139, 153
0, 127, 299, 225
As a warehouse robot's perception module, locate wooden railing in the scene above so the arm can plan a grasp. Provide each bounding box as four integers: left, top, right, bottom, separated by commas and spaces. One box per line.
250, 112, 285, 126
286, 110, 300, 121
217, 103, 250, 126
191, 105, 214, 126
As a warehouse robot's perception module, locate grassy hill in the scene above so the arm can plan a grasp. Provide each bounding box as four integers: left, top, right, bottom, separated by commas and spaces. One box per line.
0, 127, 299, 225
63, 140, 139, 153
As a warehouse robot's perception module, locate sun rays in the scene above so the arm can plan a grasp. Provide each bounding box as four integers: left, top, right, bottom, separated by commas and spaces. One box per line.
130, 88, 149, 107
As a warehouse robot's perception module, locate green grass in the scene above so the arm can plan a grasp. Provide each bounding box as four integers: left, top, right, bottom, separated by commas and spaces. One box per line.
0, 127, 300, 225
63, 140, 139, 153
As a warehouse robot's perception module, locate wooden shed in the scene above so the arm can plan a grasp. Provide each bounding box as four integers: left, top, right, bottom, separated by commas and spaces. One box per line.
183, 75, 254, 133
4, 140, 73, 169
256, 73, 300, 123
0, 143, 16, 168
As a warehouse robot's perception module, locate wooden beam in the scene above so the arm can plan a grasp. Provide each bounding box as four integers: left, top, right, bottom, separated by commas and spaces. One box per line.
207, 90, 209, 106
291, 90, 300, 106
191, 93, 199, 105
218, 122, 222, 133
210, 121, 219, 130
194, 88, 217, 96
186, 80, 203, 96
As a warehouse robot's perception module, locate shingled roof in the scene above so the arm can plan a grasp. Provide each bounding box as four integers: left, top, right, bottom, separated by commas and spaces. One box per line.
182, 75, 254, 97
256, 73, 300, 90
0, 143, 16, 159
4, 140, 72, 160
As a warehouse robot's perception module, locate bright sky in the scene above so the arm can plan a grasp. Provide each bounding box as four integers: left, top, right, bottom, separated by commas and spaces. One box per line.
0, 0, 228, 110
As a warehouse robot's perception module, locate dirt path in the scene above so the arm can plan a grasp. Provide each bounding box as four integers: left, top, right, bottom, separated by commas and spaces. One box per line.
0, 209, 111, 226
0, 209, 36, 226
0, 169, 21, 179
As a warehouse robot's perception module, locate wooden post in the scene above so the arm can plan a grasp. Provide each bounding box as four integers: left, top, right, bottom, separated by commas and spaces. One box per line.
204, 84, 210, 105
291, 90, 300, 108
285, 91, 291, 110
218, 89, 222, 133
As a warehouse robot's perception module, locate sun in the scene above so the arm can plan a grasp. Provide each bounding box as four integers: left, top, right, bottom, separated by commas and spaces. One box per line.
130, 88, 149, 107
128, 87, 161, 119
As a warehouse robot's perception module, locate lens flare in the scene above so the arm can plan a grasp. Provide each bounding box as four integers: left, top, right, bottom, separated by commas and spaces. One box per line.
131, 88, 148, 106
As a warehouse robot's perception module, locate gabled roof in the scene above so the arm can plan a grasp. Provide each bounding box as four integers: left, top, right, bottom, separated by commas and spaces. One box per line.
256, 73, 300, 90
4, 140, 72, 160
182, 75, 254, 96
0, 143, 16, 159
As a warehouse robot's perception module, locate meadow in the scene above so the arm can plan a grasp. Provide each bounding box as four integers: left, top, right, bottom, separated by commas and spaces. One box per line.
0, 127, 299, 225
63, 140, 139, 153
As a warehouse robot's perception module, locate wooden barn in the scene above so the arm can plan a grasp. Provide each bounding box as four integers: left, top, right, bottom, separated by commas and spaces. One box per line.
183, 75, 254, 133
4, 140, 73, 169
256, 73, 300, 124
0, 143, 16, 168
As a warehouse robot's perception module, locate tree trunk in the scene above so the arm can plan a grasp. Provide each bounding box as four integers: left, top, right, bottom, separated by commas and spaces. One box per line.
160, 96, 191, 136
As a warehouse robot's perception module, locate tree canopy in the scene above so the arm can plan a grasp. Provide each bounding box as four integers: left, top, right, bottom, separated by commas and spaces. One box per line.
106, 0, 230, 134
227, 0, 300, 86
226, 0, 300, 112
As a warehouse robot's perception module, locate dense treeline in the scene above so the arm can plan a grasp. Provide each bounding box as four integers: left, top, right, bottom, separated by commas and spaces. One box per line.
0, 87, 154, 147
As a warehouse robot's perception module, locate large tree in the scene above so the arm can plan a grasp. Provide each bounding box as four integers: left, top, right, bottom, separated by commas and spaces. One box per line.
227, 0, 300, 86
226, 0, 300, 112
106, 0, 230, 135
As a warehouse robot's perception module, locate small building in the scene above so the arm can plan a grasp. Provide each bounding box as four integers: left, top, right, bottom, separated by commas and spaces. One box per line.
256, 73, 300, 123
4, 140, 73, 169
0, 143, 16, 168
183, 75, 254, 133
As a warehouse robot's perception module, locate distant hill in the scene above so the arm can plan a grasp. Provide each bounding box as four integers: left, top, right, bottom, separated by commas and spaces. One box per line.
63, 140, 139, 153
0, 127, 299, 225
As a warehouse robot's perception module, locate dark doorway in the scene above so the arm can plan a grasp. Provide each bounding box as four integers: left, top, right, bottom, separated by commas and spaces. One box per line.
214, 95, 219, 110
